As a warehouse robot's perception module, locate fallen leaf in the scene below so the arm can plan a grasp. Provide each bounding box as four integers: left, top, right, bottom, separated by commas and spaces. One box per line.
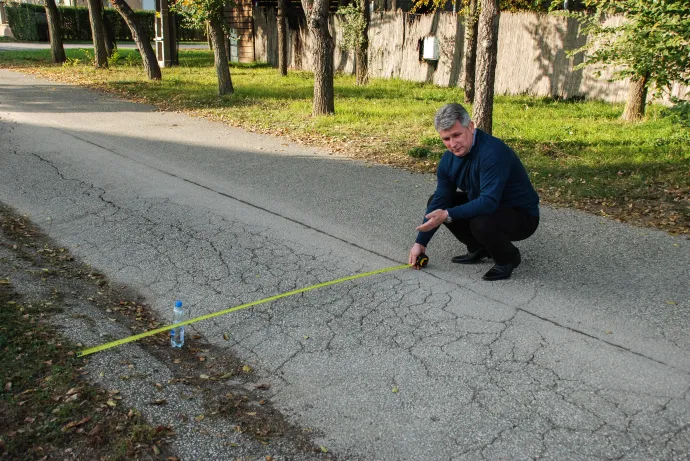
223, 333, 229, 341
246, 412, 257, 416
320, 446, 328, 453
62, 420, 84, 432
242, 365, 252, 373
24, 416, 36, 423
194, 414, 205, 422
199, 374, 210, 379
392, 386, 399, 393
173, 359, 182, 364
666, 300, 677, 305
259, 399, 267, 405
4, 382, 11, 391
256, 383, 271, 390
152, 445, 160, 455
106, 400, 117, 407
219, 372, 233, 379
76, 417, 91, 426
151, 399, 167, 405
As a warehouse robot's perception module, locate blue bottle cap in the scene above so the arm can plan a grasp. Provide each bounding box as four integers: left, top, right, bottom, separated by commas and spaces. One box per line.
175, 300, 183, 308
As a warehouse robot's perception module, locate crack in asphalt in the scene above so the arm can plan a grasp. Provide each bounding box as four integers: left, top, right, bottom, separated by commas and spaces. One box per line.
21, 127, 685, 377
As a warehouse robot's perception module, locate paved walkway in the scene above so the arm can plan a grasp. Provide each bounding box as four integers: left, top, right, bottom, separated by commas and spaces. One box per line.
1, 69, 688, 460
0, 41, 207, 52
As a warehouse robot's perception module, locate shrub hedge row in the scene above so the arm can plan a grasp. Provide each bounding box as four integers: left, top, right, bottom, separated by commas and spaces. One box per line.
5, 3, 205, 42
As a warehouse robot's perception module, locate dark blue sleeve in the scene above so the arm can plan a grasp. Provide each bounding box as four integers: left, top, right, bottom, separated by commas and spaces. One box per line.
446, 147, 510, 221
415, 153, 456, 246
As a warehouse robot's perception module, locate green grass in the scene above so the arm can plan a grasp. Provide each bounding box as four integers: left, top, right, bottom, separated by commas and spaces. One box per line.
1, 48, 688, 234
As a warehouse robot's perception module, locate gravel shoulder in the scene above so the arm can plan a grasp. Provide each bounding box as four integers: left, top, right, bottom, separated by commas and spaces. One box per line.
0, 202, 340, 461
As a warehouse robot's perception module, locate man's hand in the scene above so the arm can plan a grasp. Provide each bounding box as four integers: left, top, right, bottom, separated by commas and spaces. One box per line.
408, 243, 427, 270
415, 209, 450, 233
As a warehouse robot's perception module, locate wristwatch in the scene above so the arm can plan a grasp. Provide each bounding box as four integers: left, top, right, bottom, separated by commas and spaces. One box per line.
444, 211, 452, 224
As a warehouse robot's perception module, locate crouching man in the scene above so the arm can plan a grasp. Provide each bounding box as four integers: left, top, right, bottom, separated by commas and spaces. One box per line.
409, 103, 540, 281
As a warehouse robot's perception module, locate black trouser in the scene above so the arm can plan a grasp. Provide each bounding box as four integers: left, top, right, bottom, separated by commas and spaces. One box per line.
429, 192, 539, 265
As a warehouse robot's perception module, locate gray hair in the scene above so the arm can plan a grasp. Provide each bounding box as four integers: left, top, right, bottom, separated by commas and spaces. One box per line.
434, 103, 471, 131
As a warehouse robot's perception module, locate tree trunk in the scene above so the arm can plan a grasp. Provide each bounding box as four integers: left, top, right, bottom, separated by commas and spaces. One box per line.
99, 0, 116, 57
224, 31, 231, 62
301, 0, 335, 115
473, 0, 499, 134
391, 0, 397, 11
208, 17, 234, 95
355, 0, 369, 85
110, 0, 161, 80
622, 74, 648, 121
86, 0, 108, 68
462, 0, 478, 103
277, 0, 288, 75
206, 22, 213, 50
44, 0, 66, 64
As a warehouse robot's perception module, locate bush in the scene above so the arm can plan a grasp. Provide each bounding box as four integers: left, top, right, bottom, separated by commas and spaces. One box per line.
663, 98, 690, 129
6, 3, 204, 42
408, 147, 432, 158
5, 3, 45, 41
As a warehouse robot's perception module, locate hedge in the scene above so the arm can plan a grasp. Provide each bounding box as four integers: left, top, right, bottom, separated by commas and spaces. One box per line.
6, 3, 205, 42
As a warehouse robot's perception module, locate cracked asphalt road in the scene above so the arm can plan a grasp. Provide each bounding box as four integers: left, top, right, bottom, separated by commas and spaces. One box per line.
1, 69, 689, 460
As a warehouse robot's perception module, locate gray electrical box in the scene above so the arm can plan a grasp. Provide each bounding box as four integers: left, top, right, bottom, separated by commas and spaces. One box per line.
422, 36, 439, 61
228, 29, 239, 63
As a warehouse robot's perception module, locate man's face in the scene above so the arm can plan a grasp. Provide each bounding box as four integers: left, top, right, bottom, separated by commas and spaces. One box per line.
438, 120, 475, 157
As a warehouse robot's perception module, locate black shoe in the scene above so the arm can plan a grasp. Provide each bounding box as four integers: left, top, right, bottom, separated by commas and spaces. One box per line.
482, 253, 521, 281
451, 247, 490, 264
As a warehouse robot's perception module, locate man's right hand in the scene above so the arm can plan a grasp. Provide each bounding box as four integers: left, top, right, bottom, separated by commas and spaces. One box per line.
408, 243, 427, 270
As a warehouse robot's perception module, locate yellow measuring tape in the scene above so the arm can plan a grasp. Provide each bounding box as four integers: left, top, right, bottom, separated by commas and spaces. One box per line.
78, 263, 413, 357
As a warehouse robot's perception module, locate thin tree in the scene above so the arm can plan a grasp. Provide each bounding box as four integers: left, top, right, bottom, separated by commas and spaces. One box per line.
277, 0, 288, 75
44, 0, 66, 64
86, 0, 109, 68
338, 1, 368, 85
173, 0, 234, 95
207, 16, 234, 95
472, 0, 499, 134
355, 0, 369, 85
570, 0, 690, 121
99, 0, 117, 57
301, 0, 335, 115
110, 0, 162, 80
462, 0, 478, 103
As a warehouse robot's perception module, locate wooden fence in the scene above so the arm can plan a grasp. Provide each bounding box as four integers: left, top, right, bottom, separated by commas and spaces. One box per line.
253, 9, 687, 104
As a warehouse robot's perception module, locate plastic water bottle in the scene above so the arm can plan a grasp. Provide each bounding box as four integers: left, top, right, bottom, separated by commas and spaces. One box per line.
170, 300, 184, 348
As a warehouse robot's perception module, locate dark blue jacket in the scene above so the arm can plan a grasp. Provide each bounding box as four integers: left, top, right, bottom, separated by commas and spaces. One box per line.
416, 129, 539, 246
